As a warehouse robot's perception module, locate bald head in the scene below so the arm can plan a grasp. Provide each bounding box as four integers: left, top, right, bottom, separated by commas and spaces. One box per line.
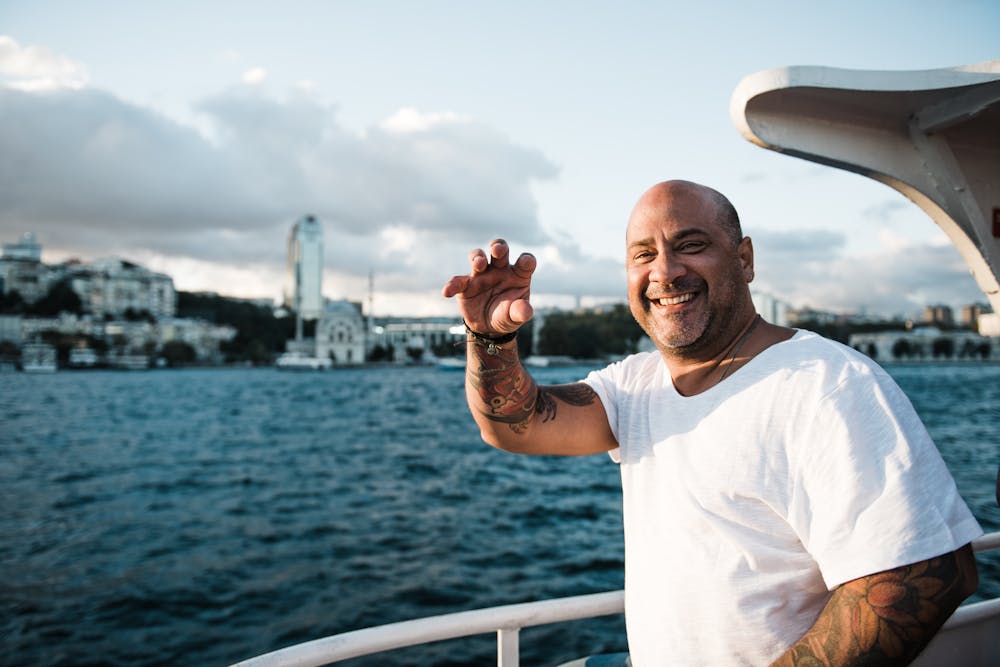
629, 180, 743, 248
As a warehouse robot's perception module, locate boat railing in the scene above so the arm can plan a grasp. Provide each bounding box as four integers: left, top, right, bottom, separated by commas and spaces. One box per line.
231, 531, 1000, 667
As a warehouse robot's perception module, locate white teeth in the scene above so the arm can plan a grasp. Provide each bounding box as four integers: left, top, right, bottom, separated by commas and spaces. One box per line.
657, 294, 693, 306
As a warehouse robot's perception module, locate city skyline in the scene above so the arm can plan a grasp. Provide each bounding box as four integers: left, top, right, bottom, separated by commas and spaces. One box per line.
5, 226, 988, 328
1, 2, 997, 318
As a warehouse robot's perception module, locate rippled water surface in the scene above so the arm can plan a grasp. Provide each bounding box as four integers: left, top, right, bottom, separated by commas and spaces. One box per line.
2, 362, 998, 666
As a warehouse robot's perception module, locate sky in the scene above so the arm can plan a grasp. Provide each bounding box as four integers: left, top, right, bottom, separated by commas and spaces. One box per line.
1, 1, 997, 318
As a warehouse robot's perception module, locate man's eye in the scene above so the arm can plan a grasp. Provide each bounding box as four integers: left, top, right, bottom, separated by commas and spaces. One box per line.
633, 251, 654, 262
678, 242, 705, 253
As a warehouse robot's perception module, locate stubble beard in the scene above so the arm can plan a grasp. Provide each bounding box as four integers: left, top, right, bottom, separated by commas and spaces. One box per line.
631, 279, 743, 359
637, 303, 714, 356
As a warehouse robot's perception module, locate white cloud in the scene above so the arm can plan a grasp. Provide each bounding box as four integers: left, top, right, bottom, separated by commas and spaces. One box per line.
0, 35, 88, 91
751, 230, 981, 317
0, 82, 575, 311
6, 42, 980, 318
241, 67, 268, 85
380, 107, 470, 133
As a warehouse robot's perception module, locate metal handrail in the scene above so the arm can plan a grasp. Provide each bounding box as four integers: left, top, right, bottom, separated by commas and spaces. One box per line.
230, 591, 624, 667
231, 531, 1000, 667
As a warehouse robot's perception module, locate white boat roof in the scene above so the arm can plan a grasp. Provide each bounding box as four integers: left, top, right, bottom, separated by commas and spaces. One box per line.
731, 60, 1000, 314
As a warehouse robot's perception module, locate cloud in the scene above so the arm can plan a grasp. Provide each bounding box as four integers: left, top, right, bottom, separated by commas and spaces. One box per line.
862, 198, 909, 224
0, 79, 572, 309
380, 108, 470, 133
241, 67, 268, 85
750, 228, 845, 264
0, 35, 88, 90
751, 228, 982, 317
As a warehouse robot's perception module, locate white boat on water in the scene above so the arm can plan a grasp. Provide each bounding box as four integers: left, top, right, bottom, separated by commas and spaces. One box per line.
522, 355, 578, 368
436, 356, 467, 371
20, 343, 57, 373
68, 347, 100, 368
276, 352, 334, 371
232, 61, 1000, 667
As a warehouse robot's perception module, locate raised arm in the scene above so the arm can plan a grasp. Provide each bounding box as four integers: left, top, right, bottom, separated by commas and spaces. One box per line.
442, 239, 616, 456
771, 544, 978, 666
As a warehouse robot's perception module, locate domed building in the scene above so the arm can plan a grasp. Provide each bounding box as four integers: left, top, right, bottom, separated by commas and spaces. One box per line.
315, 300, 365, 365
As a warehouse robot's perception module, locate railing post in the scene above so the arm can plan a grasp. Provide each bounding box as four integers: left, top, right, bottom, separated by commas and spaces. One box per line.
497, 627, 520, 667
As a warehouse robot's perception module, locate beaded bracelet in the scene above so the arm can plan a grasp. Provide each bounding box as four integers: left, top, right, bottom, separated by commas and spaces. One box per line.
464, 320, 518, 356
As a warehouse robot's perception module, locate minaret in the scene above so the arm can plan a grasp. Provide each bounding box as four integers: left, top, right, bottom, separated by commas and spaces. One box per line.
286, 215, 323, 341
367, 268, 375, 332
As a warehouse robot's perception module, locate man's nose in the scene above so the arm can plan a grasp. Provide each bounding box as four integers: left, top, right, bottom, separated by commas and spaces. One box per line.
649, 251, 686, 285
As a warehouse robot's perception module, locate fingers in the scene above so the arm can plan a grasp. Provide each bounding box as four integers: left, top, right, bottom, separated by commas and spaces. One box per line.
489, 239, 509, 269
468, 239, 512, 275
512, 252, 536, 278
441, 275, 469, 298
469, 248, 488, 275
449, 240, 531, 300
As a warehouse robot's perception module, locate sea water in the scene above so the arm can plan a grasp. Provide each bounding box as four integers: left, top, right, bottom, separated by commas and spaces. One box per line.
2, 363, 998, 666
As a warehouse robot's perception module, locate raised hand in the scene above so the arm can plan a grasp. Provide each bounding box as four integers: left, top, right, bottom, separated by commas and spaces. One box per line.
441, 238, 536, 335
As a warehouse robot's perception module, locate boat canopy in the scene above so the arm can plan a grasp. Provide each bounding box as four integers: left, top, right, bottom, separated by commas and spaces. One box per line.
731, 60, 1000, 315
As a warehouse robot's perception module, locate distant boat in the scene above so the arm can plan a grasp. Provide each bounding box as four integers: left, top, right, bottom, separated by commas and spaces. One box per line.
522, 355, 576, 368
68, 347, 99, 368
108, 354, 149, 370
275, 352, 333, 371
436, 357, 466, 371
21, 343, 57, 373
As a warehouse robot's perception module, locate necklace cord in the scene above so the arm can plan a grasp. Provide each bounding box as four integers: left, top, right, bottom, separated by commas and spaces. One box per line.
718, 314, 762, 383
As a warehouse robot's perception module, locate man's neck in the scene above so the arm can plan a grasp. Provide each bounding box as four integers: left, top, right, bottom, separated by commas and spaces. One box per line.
662, 315, 792, 396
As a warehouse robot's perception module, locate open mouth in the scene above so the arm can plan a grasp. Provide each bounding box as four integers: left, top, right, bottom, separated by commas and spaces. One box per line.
646, 291, 697, 309
654, 293, 695, 306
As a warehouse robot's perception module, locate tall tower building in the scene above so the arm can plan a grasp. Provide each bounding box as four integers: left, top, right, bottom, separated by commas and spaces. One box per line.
286, 215, 324, 322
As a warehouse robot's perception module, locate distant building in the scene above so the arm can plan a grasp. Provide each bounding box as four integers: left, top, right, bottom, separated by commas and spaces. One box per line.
315, 300, 365, 365
786, 307, 840, 326
371, 317, 465, 362
849, 328, 997, 361
0, 255, 52, 303
751, 291, 790, 326
1, 232, 51, 302
286, 215, 323, 321
67, 258, 176, 319
158, 317, 238, 363
2, 235, 175, 320
961, 303, 990, 332
2, 232, 42, 261
923, 304, 954, 328
0, 234, 233, 367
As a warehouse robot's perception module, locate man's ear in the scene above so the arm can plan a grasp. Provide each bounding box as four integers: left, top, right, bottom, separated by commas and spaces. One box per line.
739, 237, 755, 282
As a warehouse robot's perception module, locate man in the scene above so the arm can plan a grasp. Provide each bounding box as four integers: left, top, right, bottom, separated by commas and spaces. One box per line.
442, 180, 981, 665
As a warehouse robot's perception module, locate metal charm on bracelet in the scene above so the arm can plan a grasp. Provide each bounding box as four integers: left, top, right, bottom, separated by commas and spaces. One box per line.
464, 320, 518, 356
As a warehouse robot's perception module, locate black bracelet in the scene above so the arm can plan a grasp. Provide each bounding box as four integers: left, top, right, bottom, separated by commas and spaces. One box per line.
464, 320, 519, 355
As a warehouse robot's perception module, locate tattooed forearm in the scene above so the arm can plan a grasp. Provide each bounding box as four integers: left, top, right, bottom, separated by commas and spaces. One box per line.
771, 545, 977, 666
466, 338, 598, 434
466, 340, 538, 433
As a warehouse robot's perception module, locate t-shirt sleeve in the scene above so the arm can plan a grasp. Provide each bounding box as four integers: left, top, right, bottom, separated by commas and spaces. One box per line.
582, 363, 623, 463
787, 369, 982, 589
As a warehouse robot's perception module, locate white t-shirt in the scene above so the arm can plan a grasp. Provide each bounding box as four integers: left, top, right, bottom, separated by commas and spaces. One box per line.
583, 330, 981, 666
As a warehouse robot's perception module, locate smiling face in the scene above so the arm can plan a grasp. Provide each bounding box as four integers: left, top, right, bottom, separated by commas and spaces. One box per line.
626, 181, 755, 359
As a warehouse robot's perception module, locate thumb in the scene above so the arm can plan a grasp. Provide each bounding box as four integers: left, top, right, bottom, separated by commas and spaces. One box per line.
509, 298, 533, 325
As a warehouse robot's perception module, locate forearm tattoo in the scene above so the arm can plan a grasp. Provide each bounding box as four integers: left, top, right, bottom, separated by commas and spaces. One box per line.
772, 546, 976, 666
466, 339, 597, 433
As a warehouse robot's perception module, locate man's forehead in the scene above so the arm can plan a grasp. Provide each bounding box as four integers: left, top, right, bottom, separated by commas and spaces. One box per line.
625, 180, 731, 243
626, 225, 709, 246
627, 197, 716, 236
